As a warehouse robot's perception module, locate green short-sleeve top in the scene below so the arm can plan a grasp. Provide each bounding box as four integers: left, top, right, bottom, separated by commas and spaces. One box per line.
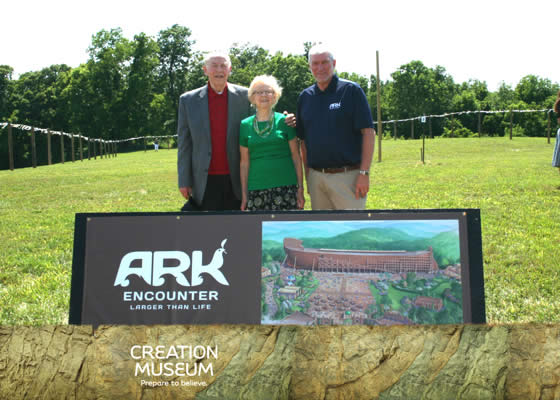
240, 112, 297, 190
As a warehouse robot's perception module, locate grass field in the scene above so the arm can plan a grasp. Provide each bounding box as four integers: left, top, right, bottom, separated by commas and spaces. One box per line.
1, 137, 559, 325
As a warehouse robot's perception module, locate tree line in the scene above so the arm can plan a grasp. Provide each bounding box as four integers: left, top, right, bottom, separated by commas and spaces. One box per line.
1, 24, 559, 170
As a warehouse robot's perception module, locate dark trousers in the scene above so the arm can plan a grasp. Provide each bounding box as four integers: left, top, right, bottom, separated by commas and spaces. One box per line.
181, 174, 241, 212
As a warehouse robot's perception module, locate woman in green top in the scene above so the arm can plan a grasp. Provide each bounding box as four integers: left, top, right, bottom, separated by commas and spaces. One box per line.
240, 75, 304, 211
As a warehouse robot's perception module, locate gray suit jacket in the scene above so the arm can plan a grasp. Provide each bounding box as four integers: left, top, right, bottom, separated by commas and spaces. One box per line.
177, 83, 251, 205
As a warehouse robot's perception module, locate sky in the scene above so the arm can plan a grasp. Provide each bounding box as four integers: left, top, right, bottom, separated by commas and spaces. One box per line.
262, 220, 459, 242
1, 0, 558, 91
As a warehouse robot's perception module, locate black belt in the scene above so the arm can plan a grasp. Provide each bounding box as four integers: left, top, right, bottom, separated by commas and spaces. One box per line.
312, 165, 360, 174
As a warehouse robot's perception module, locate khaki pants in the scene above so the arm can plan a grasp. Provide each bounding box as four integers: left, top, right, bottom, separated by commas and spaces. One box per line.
307, 168, 367, 210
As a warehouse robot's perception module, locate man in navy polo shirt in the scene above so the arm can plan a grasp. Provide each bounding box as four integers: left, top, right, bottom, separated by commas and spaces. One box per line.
296, 44, 376, 210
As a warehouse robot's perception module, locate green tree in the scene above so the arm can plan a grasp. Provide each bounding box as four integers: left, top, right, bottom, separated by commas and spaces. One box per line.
264, 52, 313, 113
338, 72, 369, 96
0, 65, 14, 121
0, 65, 15, 170
442, 118, 475, 138
228, 43, 270, 88
86, 28, 133, 140
10, 64, 72, 128
408, 306, 418, 322
416, 306, 432, 324
389, 60, 456, 138
126, 33, 160, 139
406, 272, 416, 288
156, 24, 199, 131
515, 75, 557, 105
380, 294, 391, 310
59, 65, 95, 138
7, 65, 73, 167
367, 75, 392, 136
435, 309, 451, 324
482, 82, 515, 136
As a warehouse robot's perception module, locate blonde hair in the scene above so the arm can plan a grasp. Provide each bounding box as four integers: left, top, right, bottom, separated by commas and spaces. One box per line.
248, 75, 282, 106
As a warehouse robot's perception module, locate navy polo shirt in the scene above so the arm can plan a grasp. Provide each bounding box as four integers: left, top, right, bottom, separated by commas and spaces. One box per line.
296, 75, 374, 168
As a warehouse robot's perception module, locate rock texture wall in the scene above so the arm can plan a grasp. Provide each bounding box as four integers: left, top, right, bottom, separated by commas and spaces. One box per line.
0, 324, 558, 400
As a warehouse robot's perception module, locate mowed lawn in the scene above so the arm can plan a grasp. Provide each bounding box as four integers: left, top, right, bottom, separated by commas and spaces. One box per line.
0, 137, 559, 325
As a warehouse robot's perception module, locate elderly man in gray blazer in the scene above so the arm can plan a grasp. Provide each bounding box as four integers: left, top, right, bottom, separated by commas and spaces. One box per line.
177, 52, 251, 211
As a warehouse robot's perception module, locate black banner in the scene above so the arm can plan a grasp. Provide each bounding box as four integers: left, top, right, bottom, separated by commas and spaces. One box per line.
70, 209, 485, 326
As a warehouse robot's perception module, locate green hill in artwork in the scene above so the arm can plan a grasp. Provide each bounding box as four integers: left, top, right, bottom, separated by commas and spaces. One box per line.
429, 231, 461, 266
265, 227, 461, 268
302, 227, 419, 249
262, 239, 281, 250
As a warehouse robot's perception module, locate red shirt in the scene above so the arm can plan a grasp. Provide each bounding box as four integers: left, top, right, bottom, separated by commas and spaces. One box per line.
207, 83, 229, 175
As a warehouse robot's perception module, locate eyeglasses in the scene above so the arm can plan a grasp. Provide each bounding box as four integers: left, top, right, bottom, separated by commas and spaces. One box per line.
254, 90, 275, 96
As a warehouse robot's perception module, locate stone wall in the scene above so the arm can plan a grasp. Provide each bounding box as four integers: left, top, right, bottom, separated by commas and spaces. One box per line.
0, 324, 558, 399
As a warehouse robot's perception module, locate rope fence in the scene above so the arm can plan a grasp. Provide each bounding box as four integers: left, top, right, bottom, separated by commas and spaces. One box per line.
1, 107, 557, 170
372, 108, 556, 160
0, 122, 175, 171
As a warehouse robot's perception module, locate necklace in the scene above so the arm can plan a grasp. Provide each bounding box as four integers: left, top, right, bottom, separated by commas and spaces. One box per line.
253, 112, 275, 138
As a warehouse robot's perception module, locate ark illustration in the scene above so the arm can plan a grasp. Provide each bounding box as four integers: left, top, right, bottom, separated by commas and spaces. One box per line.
283, 238, 439, 274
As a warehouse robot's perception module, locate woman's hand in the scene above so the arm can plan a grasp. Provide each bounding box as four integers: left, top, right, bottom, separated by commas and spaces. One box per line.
241, 195, 248, 211
297, 187, 305, 209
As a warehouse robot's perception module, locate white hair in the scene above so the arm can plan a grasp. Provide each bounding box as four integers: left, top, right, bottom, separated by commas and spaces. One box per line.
204, 51, 231, 67
308, 44, 335, 64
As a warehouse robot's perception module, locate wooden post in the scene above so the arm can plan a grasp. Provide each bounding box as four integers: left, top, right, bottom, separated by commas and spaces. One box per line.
509, 110, 513, 140
47, 129, 52, 165
87, 139, 91, 160
114, 142, 117, 157
422, 134, 425, 164
60, 132, 65, 164
31, 127, 37, 168
70, 134, 75, 162
376, 50, 382, 163
8, 124, 14, 171
411, 119, 414, 139
429, 117, 433, 138
93, 139, 97, 160
393, 121, 397, 140
547, 111, 551, 145
144, 138, 147, 152
478, 112, 482, 138
79, 135, 83, 161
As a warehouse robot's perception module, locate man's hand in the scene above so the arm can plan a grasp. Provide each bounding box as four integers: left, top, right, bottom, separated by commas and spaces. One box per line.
283, 111, 296, 128
354, 174, 369, 199
179, 187, 192, 199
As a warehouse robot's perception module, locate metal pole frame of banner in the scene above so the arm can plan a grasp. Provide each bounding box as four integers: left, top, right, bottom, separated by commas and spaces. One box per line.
376, 50, 382, 163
